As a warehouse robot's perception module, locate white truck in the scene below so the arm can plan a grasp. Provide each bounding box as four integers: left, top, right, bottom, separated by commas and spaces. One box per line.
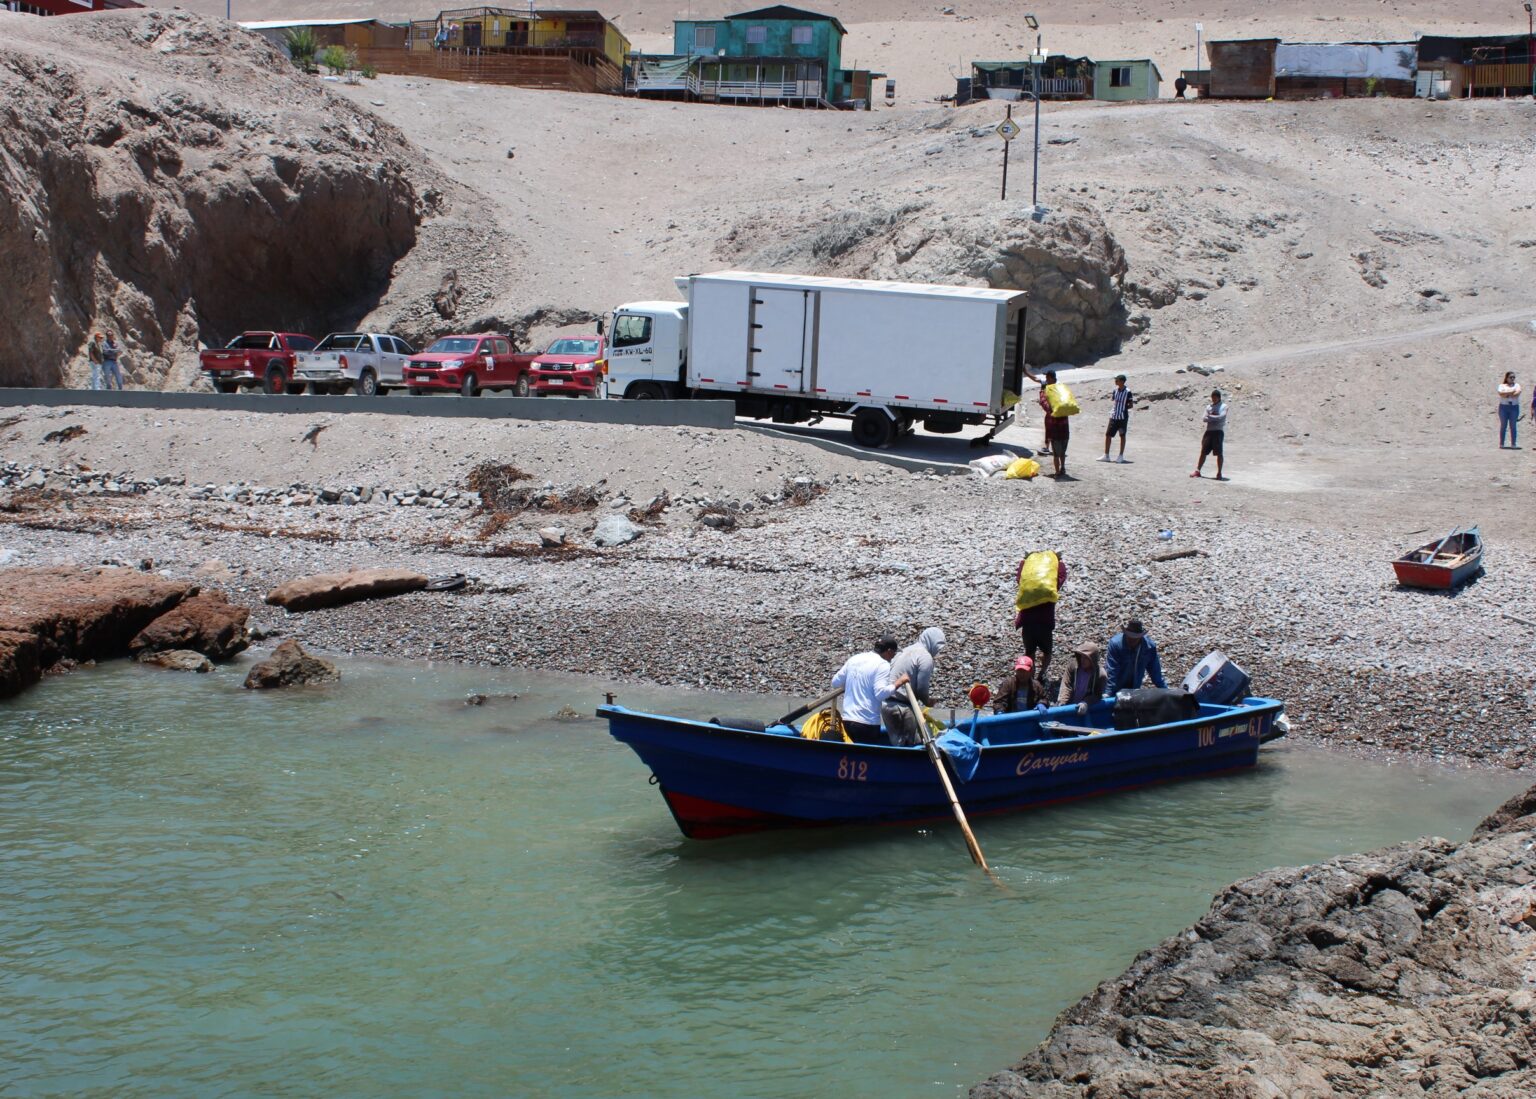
293, 332, 417, 396
602, 271, 1030, 448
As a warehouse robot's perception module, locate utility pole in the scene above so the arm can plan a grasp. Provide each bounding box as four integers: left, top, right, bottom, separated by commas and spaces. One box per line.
1526, 4, 1534, 96
1001, 103, 1012, 199
1031, 33, 1042, 206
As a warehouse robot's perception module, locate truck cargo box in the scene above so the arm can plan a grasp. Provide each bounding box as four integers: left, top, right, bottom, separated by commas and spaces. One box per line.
683, 272, 1026, 415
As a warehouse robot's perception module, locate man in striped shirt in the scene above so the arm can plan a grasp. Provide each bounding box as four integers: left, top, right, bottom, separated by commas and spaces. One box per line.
1101, 374, 1132, 463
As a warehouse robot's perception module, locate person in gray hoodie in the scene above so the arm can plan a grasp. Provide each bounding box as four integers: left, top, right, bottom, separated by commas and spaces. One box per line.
880, 627, 946, 747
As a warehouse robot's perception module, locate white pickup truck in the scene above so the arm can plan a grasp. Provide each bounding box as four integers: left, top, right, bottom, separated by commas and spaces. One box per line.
293, 332, 417, 396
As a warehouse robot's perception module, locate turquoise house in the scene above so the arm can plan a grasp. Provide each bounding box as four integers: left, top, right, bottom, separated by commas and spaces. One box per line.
1091, 58, 1162, 100
670, 5, 850, 103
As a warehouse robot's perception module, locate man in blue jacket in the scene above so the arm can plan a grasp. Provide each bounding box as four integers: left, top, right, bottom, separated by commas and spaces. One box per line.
1103, 619, 1166, 697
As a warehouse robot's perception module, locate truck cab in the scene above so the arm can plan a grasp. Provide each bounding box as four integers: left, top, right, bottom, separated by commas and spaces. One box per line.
603, 302, 688, 399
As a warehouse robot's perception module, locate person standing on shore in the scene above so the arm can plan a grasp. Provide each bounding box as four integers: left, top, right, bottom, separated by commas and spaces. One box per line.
86, 333, 105, 390
830, 636, 908, 746
1035, 370, 1069, 477
1100, 374, 1132, 463
1498, 371, 1521, 449
1103, 620, 1166, 698
101, 335, 125, 390
1191, 389, 1227, 480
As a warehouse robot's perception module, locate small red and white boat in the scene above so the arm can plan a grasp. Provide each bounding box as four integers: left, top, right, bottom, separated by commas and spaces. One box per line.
1392, 526, 1483, 590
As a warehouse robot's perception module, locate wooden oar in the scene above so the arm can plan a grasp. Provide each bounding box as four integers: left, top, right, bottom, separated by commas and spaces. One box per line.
775, 686, 844, 727
903, 682, 993, 876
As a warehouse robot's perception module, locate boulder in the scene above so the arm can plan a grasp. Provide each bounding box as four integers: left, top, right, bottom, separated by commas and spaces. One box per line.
971, 783, 1536, 1098
129, 592, 250, 661
593, 516, 641, 547
242, 639, 340, 689
0, 567, 198, 697
137, 649, 212, 673
265, 569, 430, 612
736, 198, 1133, 364
537, 527, 566, 548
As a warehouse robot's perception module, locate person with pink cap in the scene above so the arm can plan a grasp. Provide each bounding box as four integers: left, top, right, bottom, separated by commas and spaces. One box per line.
995, 655, 1048, 714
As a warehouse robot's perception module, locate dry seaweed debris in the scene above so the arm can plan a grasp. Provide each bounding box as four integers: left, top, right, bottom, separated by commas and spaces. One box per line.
465, 462, 533, 510
627, 490, 671, 525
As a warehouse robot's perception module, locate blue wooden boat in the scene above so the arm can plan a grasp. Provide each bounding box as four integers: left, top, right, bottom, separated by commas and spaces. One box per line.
598, 696, 1286, 839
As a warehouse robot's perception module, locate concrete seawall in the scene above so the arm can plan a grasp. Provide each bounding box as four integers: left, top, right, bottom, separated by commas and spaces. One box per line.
0, 389, 736, 429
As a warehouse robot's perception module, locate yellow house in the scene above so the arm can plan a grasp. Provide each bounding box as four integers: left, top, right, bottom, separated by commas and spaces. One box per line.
409, 6, 629, 69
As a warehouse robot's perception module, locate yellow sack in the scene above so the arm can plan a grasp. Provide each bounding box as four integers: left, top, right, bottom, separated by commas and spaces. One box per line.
922, 707, 946, 737
801, 707, 851, 744
1014, 550, 1061, 611
1003, 458, 1040, 480
1002, 389, 1021, 409
1043, 382, 1081, 417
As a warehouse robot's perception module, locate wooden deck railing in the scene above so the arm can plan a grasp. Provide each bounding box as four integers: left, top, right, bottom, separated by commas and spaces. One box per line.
355, 46, 622, 93
1468, 62, 1534, 93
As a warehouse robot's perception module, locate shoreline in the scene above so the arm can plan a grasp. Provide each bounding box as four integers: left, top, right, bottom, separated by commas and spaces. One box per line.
3, 403, 1533, 775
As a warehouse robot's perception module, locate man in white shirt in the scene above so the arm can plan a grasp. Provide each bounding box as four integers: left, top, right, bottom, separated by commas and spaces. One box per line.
831, 636, 908, 745
1192, 389, 1228, 480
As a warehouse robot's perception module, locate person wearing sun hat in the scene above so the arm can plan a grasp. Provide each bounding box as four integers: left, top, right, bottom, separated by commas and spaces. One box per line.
1103, 620, 1166, 699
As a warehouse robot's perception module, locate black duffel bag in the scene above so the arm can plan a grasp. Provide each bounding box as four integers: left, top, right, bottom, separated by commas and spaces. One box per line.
1112, 687, 1200, 730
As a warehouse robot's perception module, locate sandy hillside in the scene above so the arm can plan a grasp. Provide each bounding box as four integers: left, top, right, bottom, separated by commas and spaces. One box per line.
328, 69, 1534, 373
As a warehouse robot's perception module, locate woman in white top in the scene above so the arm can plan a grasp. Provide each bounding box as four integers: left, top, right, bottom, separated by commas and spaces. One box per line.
1498, 371, 1521, 449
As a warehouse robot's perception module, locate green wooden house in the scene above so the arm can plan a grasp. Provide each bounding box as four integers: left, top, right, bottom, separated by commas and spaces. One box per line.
1091, 58, 1162, 101
669, 5, 851, 104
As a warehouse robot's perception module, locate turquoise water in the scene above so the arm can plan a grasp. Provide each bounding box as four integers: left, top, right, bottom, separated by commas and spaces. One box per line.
0, 658, 1522, 1098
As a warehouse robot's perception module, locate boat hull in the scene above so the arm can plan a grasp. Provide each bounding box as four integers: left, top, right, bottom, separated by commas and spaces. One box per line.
600, 698, 1285, 839
1393, 527, 1482, 590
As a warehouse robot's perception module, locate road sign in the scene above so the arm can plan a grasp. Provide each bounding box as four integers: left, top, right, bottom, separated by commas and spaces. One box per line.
996, 118, 1022, 142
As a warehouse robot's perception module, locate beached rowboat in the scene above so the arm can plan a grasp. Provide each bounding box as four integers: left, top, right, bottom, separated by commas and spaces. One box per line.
1392, 526, 1482, 590
599, 695, 1286, 839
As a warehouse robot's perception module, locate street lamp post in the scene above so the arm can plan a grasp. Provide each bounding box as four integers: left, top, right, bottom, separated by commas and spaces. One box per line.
1025, 13, 1042, 207
1195, 21, 1203, 87
1526, 4, 1534, 97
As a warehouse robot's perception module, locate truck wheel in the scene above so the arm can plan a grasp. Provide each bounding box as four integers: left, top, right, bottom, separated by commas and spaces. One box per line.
460, 372, 478, 397
514, 374, 531, 398
626, 382, 665, 400
356, 369, 379, 397
852, 408, 896, 449
214, 381, 237, 394
263, 364, 288, 395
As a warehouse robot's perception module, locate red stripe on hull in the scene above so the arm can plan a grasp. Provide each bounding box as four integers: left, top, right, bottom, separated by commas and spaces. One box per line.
660, 761, 1260, 840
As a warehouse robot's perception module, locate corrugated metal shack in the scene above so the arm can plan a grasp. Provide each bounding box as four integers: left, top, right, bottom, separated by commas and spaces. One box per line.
1206, 38, 1278, 98
240, 18, 406, 51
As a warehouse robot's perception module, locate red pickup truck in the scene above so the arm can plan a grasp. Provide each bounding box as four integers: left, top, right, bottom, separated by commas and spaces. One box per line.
403, 334, 537, 397
201, 332, 317, 394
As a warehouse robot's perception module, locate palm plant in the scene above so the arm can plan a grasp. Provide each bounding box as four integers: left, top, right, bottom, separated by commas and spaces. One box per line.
283, 27, 318, 72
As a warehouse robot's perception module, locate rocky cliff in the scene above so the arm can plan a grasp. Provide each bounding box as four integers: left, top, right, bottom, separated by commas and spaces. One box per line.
0, 10, 506, 389
973, 785, 1536, 1098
